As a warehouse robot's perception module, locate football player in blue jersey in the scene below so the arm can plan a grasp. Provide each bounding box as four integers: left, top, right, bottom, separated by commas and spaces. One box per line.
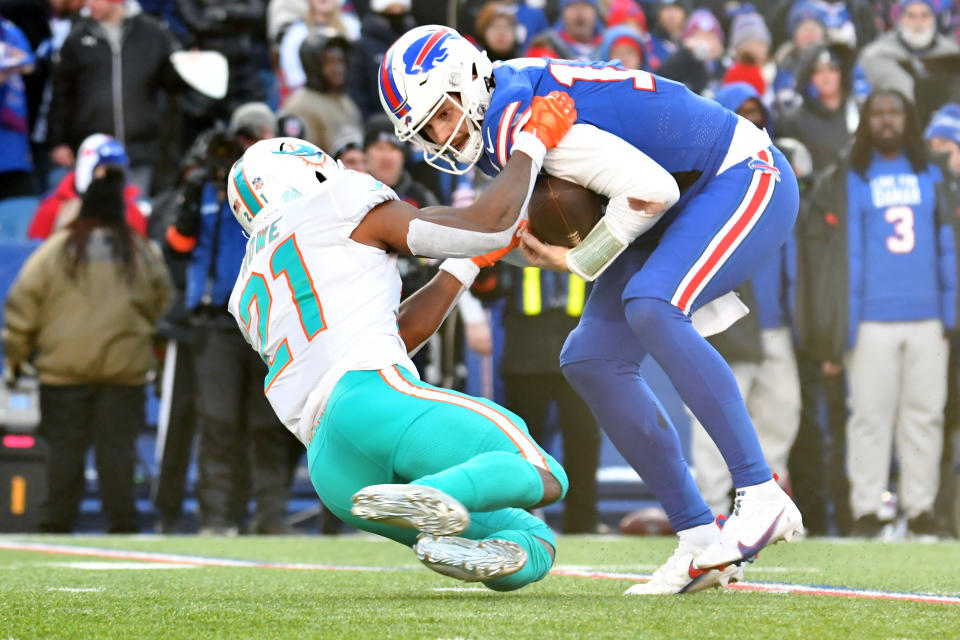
379, 25, 805, 594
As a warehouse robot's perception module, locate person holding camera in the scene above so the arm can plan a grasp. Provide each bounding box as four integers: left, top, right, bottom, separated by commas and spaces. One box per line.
164, 102, 296, 535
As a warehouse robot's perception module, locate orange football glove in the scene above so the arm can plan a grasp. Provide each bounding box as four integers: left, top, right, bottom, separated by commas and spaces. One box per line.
522, 91, 577, 150
471, 221, 527, 268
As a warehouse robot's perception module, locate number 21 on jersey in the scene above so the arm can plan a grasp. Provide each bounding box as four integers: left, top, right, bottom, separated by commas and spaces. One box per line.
238, 234, 326, 391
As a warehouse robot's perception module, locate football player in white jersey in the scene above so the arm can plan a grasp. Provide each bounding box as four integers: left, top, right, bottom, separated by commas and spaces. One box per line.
224, 92, 575, 590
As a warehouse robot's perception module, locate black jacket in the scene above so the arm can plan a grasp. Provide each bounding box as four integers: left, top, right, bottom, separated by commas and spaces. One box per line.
349, 11, 416, 119
794, 159, 853, 362
48, 11, 185, 164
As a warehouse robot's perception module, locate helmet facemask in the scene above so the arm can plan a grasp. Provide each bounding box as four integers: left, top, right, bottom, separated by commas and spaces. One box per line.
402, 93, 486, 175
382, 26, 494, 175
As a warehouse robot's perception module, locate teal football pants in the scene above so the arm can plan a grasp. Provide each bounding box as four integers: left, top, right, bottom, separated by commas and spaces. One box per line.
306, 366, 568, 590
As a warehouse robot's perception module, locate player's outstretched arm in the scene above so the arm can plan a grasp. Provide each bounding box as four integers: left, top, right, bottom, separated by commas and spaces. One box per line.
350, 92, 576, 258
398, 230, 524, 354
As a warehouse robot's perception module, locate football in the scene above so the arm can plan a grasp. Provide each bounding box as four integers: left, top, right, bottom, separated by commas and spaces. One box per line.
527, 175, 604, 247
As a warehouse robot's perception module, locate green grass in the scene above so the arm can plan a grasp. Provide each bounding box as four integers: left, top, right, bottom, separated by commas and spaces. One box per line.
1, 535, 959, 639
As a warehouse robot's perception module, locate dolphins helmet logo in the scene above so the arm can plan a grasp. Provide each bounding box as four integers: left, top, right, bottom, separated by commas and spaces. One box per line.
402, 30, 454, 75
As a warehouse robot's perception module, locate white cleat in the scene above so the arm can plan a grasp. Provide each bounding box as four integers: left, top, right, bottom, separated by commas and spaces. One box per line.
350, 484, 469, 536
623, 539, 744, 595
414, 535, 528, 582
694, 479, 804, 570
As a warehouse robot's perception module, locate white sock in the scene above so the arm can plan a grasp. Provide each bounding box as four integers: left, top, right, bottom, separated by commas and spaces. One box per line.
677, 521, 719, 549
738, 477, 779, 496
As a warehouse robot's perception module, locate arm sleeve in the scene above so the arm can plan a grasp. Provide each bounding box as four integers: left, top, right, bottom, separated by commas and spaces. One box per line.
936, 185, 957, 331
846, 175, 864, 348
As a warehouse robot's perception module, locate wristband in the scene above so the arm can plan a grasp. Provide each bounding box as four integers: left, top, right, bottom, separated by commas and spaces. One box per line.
510, 131, 547, 171
565, 218, 629, 281
439, 258, 481, 288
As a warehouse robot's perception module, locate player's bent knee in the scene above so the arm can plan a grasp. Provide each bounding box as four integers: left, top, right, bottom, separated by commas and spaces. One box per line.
535, 466, 565, 507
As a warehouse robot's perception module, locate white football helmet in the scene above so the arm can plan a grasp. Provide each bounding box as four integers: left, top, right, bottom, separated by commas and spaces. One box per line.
226, 137, 343, 234
379, 25, 494, 175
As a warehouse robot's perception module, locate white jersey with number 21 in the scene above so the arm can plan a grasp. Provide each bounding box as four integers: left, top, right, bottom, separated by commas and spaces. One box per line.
227, 170, 417, 446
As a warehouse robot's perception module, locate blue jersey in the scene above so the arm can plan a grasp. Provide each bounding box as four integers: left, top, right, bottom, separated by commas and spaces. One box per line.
477, 59, 739, 216
847, 154, 949, 328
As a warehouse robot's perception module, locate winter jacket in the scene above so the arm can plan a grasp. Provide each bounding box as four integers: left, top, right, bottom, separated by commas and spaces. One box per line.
28, 170, 147, 239
859, 30, 959, 105
795, 155, 958, 362
2, 229, 171, 385
777, 43, 860, 174
48, 8, 185, 165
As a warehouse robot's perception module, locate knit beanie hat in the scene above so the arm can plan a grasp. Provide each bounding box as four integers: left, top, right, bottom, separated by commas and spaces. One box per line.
925, 103, 960, 145
729, 11, 771, 52
682, 9, 724, 46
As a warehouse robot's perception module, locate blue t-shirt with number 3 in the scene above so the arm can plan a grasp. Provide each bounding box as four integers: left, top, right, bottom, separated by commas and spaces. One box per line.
477, 58, 738, 218
846, 153, 953, 333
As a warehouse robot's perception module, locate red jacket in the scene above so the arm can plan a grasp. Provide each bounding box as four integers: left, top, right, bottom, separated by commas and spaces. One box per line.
28, 170, 148, 239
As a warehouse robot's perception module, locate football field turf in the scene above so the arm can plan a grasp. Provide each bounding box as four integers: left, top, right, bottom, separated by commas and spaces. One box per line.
1, 535, 958, 639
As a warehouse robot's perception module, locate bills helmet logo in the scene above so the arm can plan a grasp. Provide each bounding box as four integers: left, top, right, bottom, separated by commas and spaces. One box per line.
402, 30, 453, 75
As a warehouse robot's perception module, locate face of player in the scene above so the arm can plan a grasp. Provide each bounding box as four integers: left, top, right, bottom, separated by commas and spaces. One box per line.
929, 137, 960, 176
365, 140, 405, 187
422, 94, 470, 152
737, 98, 766, 130
868, 93, 907, 155
562, 3, 597, 43
610, 43, 643, 71
793, 19, 825, 51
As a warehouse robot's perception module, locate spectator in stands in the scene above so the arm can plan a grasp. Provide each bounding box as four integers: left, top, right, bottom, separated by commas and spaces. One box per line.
500, 266, 601, 533
278, 0, 360, 93
2, 160, 172, 533
724, 8, 774, 106
165, 103, 296, 535
330, 124, 365, 170
926, 103, 960, 538
772, 2, 827, 115
859, 0, 959, 107
364, 113, 439, 209
525, 0, 603, 61
474, 1, 520, 62
768, 0, 875, 51
47, 0, 187, 196
0, 13, 36, 201
796, 89, 955, 539
778, 43, 861, 174
349, 0, 417, 119
28, 134, 147, 239
174, 0, 267, 131
282, 32, 362, 152
598, 25, 649, 70
690, 83, 799, 515
647, 0, 689, 68
657, 8, 724, 95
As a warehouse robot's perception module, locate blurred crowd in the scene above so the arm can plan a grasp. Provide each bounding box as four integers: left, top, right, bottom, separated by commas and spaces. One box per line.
1, 0, 960, 539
